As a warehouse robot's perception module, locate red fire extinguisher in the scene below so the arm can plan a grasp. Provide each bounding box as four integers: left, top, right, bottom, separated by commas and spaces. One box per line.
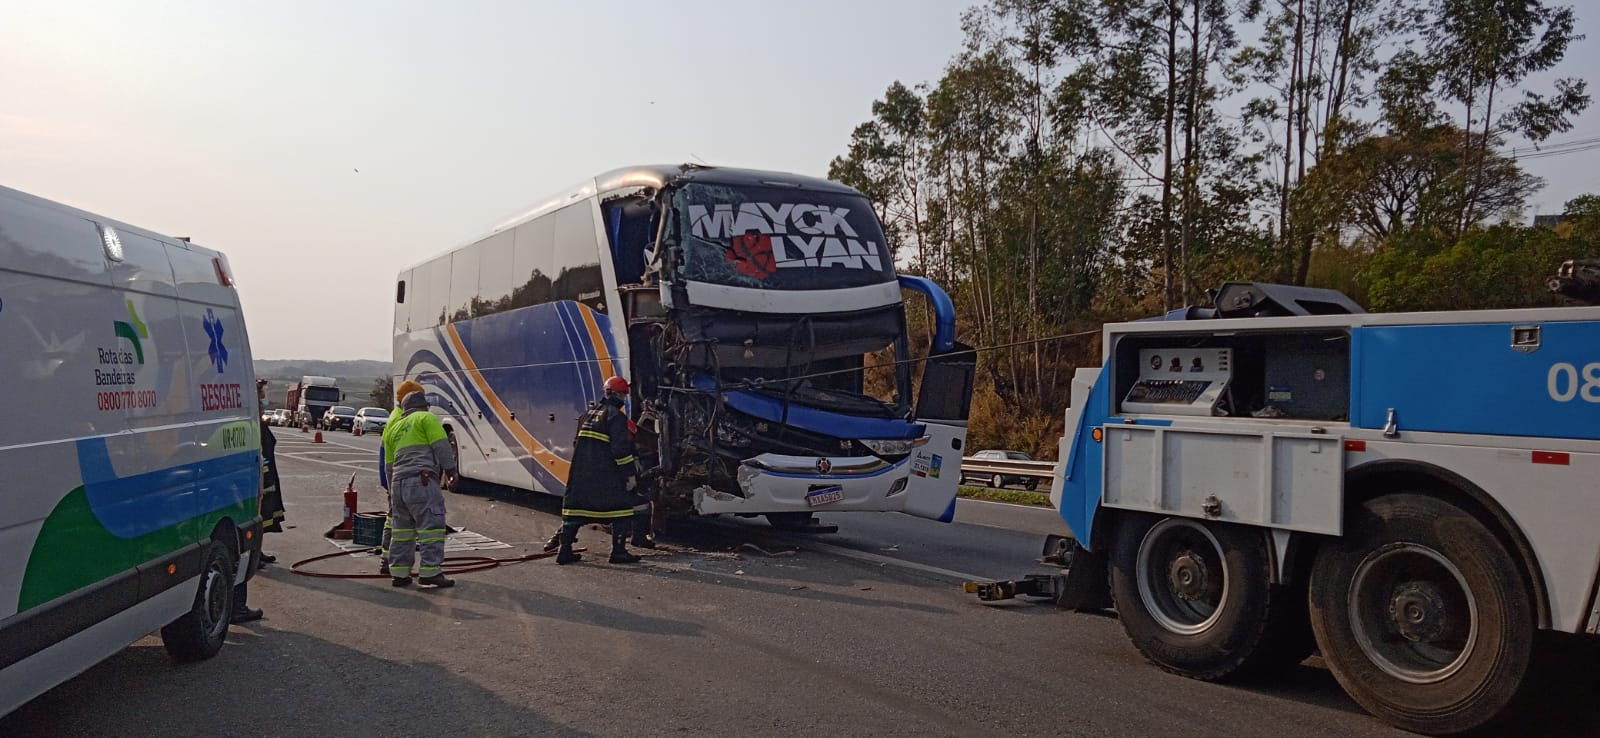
341, 473, 358, 531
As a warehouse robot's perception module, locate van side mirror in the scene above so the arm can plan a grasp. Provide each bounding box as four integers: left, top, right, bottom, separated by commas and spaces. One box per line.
396, 280, 407, 303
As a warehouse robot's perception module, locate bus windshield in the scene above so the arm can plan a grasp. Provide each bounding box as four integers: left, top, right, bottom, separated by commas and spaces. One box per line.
672, 184, 896, 291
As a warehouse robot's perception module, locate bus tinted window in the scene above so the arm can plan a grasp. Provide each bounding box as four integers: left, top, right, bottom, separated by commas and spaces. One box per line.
450, 243, 480, 322
511, 215, 554, 309
673, 184, 895, 291
477, 230, 514, 316
553, 203, 604, 309
421, 254, 452, 327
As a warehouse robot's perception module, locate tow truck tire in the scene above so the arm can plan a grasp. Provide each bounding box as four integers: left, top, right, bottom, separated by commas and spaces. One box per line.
160, 540, 236, 662
1110, 514, 1300, 681
1309, 493, 1533, 735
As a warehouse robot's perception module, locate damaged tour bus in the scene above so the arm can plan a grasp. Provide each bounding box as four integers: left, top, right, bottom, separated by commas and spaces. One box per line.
393, 165, 973, 529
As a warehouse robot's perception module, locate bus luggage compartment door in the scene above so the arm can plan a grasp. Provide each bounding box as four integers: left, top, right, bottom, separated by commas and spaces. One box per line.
900, 421, 966, 522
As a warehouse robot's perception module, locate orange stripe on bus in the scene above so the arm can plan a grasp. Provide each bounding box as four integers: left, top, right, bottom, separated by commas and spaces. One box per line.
577, 304, 618, 381
444, 324, 571, 482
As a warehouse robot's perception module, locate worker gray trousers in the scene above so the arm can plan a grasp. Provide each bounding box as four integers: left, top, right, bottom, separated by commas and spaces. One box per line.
387, 474, 447, 578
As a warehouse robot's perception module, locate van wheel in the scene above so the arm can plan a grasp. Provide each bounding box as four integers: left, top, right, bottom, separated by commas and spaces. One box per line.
1110, 514, 1302, 681
1309, 493, 1533, 735
441, 432, 460, 492
160, 541, 236, 662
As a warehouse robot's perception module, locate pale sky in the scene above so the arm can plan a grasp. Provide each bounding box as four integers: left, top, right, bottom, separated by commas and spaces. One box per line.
3, 1, 1595, 361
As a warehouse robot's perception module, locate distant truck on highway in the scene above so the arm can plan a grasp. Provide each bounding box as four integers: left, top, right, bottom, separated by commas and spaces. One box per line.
969, 280, 1600, 735
287, 375, 340, 428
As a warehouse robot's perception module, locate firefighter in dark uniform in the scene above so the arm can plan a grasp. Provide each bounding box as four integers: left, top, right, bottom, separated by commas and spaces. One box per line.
555, 376, 644, 565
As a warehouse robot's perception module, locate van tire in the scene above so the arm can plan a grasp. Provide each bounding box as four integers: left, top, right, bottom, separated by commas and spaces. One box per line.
160, 541, 236, 662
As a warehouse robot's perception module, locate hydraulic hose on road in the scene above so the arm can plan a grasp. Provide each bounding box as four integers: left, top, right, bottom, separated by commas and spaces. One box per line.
288, 546, 583, 579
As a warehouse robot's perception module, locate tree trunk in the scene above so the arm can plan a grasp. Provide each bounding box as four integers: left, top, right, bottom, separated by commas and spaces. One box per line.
1161, 0, 1180, 310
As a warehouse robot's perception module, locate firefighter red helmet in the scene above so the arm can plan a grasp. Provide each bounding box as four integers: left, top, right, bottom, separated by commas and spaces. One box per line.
603, 376, 630, 394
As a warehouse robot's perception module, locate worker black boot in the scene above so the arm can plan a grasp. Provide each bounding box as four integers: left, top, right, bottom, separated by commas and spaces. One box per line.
609, 522, 640, 564
418, 574, 455, 588
556, 523, 582, 565
630, 511, 655, 548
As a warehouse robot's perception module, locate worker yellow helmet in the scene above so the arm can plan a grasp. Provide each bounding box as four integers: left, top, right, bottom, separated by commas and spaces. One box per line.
396, 379, 424, 402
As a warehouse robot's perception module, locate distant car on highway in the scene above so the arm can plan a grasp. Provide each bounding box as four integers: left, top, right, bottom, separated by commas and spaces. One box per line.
272, 409, 291, 426
962, 449, 1040, 490
321, 405, 357, 432
353, 407, 390, 434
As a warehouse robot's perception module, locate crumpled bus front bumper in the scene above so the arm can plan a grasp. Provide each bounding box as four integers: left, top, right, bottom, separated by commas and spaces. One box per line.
693, 453, 913, 516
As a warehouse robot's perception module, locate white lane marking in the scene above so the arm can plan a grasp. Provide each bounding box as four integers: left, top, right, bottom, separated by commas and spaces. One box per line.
278, 453, 380, 473
799, 541, 992, 582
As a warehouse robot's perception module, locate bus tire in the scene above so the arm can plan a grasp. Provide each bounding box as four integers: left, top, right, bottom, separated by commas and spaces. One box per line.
1110, 514, 1296, 681
765, 512, 815, 530
160, 540, 236, 662
442, 431, 460, 493
1309, 492, 1533, 735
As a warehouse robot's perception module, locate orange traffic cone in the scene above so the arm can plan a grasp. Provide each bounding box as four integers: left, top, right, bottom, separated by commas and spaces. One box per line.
313, 431, 325, 444
300, 422, 308, 433
353, 424, 363, 437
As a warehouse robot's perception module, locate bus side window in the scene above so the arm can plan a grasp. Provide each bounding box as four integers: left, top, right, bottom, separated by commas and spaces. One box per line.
554, 203, 603, 307
477, 230, 514, 317
512, 215, 554, 309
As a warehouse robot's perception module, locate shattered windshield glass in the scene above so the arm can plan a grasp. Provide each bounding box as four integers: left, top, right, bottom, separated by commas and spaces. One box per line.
672, 184, 896, 291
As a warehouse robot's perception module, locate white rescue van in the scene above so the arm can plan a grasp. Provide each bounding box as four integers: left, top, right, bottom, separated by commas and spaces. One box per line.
0, 184, 264, 716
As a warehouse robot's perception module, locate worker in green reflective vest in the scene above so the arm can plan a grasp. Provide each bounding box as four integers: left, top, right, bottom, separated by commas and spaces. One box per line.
382, 382, 457, 588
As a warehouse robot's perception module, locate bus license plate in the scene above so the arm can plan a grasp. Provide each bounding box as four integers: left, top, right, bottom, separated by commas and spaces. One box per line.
806, 485, 844, 507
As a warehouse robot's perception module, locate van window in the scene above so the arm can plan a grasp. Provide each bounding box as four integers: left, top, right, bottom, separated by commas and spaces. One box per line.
477, 230, 515, 316
553, 203, 603, 308
449, 245, 480, 322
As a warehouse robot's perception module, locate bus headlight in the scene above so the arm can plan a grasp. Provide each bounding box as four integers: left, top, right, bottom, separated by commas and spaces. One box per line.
860, 436, 930, 456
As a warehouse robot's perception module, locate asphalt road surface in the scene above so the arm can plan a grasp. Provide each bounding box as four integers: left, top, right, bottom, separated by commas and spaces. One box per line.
5, 427, 1596, 737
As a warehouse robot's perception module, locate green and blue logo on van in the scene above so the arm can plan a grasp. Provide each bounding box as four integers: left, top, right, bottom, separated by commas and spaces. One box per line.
111, 300, 147, 365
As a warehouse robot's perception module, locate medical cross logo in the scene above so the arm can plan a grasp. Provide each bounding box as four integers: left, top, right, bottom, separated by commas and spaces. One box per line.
203, 308, 228, 374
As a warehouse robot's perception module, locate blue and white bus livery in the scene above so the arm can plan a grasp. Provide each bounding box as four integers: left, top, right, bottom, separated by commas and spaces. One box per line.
393, 165, 973, 528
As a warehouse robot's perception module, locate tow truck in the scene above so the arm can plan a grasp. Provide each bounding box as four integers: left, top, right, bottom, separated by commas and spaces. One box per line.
967, 262, 1600, 735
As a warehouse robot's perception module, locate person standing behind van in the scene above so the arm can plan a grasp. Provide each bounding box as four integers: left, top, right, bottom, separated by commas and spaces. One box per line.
382, 383, 456, 588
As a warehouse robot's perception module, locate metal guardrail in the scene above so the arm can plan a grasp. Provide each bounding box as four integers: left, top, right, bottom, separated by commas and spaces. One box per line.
959, 457, 1057, 479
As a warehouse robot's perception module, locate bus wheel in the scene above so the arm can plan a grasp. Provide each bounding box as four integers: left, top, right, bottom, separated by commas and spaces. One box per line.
442, 431, 460, 492
1309, 493, 1533, 735
160, 540, 236, 662
1110, 514, 1297, 681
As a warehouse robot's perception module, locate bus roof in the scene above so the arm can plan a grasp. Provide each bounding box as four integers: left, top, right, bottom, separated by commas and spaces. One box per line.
401, 164, 866, 273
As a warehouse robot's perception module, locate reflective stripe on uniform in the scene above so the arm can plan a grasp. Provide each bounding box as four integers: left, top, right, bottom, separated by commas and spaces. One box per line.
561, 507, 635, 519
615, 455, 636, 465
578, 430, 610, 442
418, 566, 442, 575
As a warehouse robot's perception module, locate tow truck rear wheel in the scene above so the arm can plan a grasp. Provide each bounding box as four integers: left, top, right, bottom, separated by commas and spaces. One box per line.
1110, 514, 1306, 681
1309, 493, 1533, 735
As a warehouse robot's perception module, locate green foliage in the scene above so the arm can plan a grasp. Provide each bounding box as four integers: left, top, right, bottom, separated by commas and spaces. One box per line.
369, 378, 395, 411
828, 0, 1591, 446
958, 486, 1053, 506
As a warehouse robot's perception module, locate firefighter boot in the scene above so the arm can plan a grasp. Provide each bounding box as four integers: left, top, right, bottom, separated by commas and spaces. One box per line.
630, 510, 656, 548
609, 521, 641, 564
556, 522, 583, 565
